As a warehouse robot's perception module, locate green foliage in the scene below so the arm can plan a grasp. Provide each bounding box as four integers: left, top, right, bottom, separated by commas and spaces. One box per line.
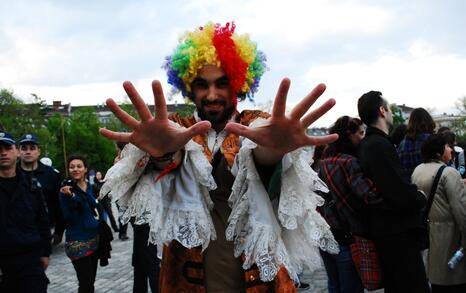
175, 102, 196, 117
0, 89, 117, 175
60, 108, 116, 176
103, 103, 138, 133
390, 104, 405, 134
452, 96, 466, 141
0, 89, 52, 150
0, 87, 198, 175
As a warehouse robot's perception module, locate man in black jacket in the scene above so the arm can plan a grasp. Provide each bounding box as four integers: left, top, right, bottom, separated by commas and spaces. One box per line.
0, 132, 51, 293
18, 133, 64, 245
357, 91, 430, 293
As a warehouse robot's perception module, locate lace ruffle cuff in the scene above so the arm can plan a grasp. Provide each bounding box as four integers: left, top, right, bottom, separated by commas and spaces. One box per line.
101, 140, 217, 256
226, 119, 339, 283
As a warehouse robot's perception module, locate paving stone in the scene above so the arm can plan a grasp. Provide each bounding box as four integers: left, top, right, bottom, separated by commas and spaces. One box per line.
46, 223, 385, 293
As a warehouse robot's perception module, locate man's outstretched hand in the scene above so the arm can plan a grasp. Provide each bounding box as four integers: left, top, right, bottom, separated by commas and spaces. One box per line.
225, 79, 338, 165
99, 80, 211, 157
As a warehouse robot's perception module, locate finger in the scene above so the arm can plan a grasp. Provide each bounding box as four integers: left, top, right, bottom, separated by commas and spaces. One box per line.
152, 80, 168, 120
306, 133, 339, 146
271, 78, 291, 117
224, 122, 260, 141
301, 98, 336, 128
289, 83, 326, 120
123, 81, 153, 122
106, 98, 139, 129
99, 128, 131, 142
185, 121, 211, 137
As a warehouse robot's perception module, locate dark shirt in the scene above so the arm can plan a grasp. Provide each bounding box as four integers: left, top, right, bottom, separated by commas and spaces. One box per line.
358, 126, 426, 237
397, 133, 431, 180
0, 169, 52, 257
20, 162, 63, 234
317, 153, 381, 243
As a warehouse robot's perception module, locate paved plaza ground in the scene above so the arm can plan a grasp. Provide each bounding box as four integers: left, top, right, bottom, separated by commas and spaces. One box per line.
46, 224, 383, 292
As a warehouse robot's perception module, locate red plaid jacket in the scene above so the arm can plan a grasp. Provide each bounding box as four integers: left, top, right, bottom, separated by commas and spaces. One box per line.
317, 153, 381, 242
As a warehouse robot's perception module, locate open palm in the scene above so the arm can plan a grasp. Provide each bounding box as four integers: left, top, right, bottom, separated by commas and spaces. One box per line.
225, 79, 338, 156
99, 80, 210, 157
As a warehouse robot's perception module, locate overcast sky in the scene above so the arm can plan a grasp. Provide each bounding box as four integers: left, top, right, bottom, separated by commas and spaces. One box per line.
1, 0, 465, 127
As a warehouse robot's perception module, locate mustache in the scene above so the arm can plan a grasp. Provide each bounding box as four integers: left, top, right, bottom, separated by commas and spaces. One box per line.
201, 99, 226, 107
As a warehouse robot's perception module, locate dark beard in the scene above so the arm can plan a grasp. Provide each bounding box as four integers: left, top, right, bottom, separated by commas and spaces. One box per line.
197, 100, 235, 125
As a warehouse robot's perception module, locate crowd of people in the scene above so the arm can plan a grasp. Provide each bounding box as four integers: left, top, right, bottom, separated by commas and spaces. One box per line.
1, 21, 466, 293
314, 97, 466, 293
0, 133, 158, 293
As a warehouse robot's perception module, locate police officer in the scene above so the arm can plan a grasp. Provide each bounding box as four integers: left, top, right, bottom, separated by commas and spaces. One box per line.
0, 132, 51, 292
18, 133, 64, 245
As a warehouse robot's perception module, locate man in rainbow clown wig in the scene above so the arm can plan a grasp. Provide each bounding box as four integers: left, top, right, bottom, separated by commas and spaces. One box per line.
100, 22, 339, 292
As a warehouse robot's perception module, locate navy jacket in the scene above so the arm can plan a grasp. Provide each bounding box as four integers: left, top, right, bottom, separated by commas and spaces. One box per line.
0, 169, 52, 257
358, 126, 426, 237
59, 183, 99, 242
19, 161, 64, 234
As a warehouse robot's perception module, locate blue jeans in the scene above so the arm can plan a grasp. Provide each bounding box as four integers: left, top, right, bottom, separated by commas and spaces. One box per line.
320, 245, 363, 293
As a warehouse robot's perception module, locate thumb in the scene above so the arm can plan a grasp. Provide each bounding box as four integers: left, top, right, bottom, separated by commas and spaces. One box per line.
187, 120, 211, 137
225, 122, 251, 138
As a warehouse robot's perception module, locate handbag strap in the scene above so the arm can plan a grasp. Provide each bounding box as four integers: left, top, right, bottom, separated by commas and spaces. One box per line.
423, 165, 446, 221
75, 184, 104, 222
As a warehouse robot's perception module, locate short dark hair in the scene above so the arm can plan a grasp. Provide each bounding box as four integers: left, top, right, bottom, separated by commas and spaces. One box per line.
437, 126, 451, 134
357, 91, 388, 125
421, 133, 446, 162
324, 116, 363, 157
441, 131, 456, 148
390, 124, 407, 147
67, 154, 88, 169
406, 108, 435, 139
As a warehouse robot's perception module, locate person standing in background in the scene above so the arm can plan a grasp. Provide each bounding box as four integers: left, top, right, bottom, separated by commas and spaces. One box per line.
412, 133, 466, 293
318, 116, 381, 293
18, 133, 64, 246
60, 155, 100, 293
357, 91, 429, 293
397, 108, 435, 180
0, 132, 51, 293
94, 171, 120, 233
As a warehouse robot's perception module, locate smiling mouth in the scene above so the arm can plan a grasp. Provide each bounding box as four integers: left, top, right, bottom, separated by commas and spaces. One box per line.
204, 104, 224, 112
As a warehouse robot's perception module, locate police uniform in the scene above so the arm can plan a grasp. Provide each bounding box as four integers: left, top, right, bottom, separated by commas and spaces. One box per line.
0, 169, 52, 292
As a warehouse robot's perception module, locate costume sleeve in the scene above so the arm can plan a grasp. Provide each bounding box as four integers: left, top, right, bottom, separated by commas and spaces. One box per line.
101, 139, 217, 258
227, 118, 338, 284
361, 137, 425, 210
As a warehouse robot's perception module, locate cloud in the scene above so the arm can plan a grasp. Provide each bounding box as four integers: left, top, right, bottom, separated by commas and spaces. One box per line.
302, 39, 466, 126
179, 0, 393, 46
1, 0, 465, 130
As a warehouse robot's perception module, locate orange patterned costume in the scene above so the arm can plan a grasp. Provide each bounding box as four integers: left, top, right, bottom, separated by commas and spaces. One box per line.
157, 110, 297, 292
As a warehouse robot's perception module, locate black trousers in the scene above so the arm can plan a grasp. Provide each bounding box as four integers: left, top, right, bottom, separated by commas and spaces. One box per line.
374, 231, 430, 293
432, 283, 466, 293
101, 196, 119, 232
132, 223, 160, 293
0, 251, 48, 293
72, 251, 99, 293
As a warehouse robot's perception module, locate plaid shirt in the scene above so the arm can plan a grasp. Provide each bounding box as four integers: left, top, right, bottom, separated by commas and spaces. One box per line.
317, 153, 380, 242
397, 133, 430, 180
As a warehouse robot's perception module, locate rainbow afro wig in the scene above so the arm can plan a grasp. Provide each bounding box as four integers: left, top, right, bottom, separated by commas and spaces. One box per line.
163, 22, 267, 105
